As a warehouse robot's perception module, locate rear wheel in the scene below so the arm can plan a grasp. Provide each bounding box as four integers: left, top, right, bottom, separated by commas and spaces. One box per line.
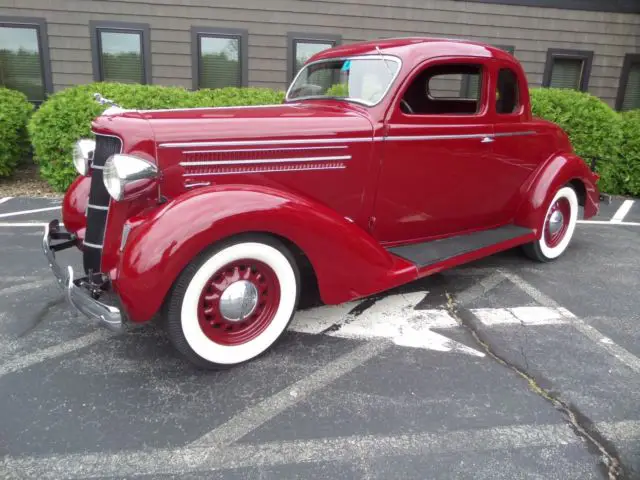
522, 186, 578, 262
164, 235, 299, 369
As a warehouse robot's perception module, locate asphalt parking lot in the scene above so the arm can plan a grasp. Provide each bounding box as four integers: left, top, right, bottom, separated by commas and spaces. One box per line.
0, 196, 639, 480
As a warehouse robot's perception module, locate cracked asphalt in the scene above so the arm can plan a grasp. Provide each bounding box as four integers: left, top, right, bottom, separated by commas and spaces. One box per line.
0, 197, 639, 479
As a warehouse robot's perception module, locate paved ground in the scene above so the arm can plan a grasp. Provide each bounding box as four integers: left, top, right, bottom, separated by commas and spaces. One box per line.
0, 196, 639, 479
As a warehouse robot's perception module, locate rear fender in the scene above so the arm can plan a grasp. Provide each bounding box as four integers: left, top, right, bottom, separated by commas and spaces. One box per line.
515, 153, 599, 235
115, 185, 416, 322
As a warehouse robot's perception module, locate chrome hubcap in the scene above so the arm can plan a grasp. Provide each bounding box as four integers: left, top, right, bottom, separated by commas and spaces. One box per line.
219, 280, 259, 322
548, 210, 564, 235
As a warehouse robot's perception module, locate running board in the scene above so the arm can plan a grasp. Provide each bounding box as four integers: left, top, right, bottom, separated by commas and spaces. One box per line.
387, 225, 534, 269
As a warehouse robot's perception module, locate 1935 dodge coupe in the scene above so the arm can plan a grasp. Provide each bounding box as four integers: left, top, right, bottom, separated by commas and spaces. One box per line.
44, 38, 600, 368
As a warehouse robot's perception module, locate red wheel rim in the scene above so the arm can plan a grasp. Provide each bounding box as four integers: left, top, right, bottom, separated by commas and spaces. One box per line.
197, 259, 280, 346
544, 197, 571, 248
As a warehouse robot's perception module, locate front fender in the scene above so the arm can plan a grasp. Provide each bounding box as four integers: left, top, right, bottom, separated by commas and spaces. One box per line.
515, 153, 599, 235
115, 185, 416, 322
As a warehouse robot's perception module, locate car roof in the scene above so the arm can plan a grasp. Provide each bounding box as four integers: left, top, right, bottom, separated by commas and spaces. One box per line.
309, 37, 515, 66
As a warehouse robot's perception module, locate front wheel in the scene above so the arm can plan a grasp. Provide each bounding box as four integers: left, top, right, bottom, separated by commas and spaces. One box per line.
522, 186, 579, 262
164, 235, 300, 369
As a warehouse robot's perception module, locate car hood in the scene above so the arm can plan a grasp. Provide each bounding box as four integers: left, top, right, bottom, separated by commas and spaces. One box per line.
137, 102, 374, 147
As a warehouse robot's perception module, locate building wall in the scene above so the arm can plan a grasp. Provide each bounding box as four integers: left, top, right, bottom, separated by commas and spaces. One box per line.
1, 0, 639, 107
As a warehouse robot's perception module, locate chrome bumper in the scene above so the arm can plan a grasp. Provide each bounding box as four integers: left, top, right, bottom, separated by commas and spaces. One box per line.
42, 220, 123, 332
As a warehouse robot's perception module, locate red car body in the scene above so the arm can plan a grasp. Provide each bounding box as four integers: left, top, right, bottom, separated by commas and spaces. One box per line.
52, 37, 599, 332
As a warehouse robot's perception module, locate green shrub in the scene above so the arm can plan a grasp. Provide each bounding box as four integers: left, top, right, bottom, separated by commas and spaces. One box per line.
530, 88, 624, 194
28, 83, 284, 192
618, 110, 640, 197
0, 88, 33, 177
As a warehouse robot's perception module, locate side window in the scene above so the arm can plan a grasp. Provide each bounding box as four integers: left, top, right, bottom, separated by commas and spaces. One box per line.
496, 68, 520, 114
401, 63, 483, 115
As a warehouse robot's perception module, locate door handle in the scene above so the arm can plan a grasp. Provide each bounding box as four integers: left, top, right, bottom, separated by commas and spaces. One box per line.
480, 136, 495, 144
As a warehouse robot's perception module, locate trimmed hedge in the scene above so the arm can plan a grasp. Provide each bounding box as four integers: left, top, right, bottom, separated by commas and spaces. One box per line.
28, 83, 285, 192
530, 88, 624, 194
0, 88, 33, 177
619, 110, 640, 197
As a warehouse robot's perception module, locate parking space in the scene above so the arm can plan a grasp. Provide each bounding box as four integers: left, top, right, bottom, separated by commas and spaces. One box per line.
0, 196, 639, 479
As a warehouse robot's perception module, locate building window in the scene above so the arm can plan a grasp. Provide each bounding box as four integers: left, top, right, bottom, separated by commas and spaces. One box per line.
616, 54, 640, 111
287, 33, 341, 83
191, 27, 247, 90
90, 21, 151, 84
0, 17, 52, 103
543, 49, 593, 91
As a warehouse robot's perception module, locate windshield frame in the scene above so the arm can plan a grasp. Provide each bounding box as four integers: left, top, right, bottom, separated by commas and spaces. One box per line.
285, 54, 403, 107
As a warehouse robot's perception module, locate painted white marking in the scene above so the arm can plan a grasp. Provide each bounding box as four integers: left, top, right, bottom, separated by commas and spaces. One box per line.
577, 220, 640, 227
611, 199, 634, 223
502, 270, 640, 373
292, 292, 484, 357
290, 301, 360, 334
471, 306, 573, 326
0, 222, 49, 227
0, 205, 60, 219
0, 196, 12, 205
0, 330, 111, 379
189, 339, 391, 447
4, 421, 639, 479
0, 279, 55, 296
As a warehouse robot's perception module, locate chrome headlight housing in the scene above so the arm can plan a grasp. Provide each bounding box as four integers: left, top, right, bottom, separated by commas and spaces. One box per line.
103, 154, 158, 201
72, 139, 95, 176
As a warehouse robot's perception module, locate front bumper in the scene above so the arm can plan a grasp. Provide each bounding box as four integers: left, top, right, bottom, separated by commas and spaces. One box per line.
42, 220, 123, 332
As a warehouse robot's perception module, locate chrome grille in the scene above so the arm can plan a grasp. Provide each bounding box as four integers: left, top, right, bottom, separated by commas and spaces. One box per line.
83, 134, 122, 274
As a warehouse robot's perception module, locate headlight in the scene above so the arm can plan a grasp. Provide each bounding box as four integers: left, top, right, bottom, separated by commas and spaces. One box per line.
72, 139, 95, 176
103, 154, 158, 201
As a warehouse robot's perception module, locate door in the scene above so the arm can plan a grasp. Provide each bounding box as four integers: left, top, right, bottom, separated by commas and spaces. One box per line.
372, 59, 503, 244
490, 64, 549, 221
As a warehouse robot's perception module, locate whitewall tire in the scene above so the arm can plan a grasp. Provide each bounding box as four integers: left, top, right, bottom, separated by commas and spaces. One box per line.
164, 235, 299, 369
522, 186, 579, 262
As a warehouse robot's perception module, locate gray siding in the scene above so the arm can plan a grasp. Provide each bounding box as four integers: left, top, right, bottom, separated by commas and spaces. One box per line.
1, 0, 639, 106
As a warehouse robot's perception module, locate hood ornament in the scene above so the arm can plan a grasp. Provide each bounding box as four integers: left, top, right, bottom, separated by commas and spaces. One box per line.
93, 93, 121, 108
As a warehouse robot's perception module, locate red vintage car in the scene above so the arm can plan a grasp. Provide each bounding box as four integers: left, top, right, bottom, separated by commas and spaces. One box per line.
44, 38, 599, 368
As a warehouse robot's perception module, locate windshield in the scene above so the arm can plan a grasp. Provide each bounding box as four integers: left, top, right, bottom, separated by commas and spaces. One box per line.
286, 56, 401, 106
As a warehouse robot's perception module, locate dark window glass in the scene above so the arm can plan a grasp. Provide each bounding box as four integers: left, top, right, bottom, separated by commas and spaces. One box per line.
98, 30, 144, 83
496, 68, 520, 114
622, 63, 640, 111
198, 35, 241, 88
549, 58, 584, 89
294, 41, 333, 76
402, 63, 482, 115
0, 25, 45, 101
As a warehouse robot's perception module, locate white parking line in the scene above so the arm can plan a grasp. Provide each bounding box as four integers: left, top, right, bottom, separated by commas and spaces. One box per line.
0, 205, 60, 219
577, 220, 640, 226
471, 306, 574, 326
0, 330, 111, 379
4, 420, 638, 479
0, 196, 12, 205
502, 270, 640, 373
0, 222, 49, 227
611, 199, 634, 223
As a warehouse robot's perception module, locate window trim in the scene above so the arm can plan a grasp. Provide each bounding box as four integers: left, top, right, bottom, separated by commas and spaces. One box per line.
287, 32, 342, 83
0, 16, 53, 103
542, 48, 593, 92
90, 21, 151, 84
615, 53, 640, 111
191, 26, 248, 90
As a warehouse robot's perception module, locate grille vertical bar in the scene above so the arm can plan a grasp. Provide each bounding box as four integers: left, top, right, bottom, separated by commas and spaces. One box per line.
83, 134, 122, 274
